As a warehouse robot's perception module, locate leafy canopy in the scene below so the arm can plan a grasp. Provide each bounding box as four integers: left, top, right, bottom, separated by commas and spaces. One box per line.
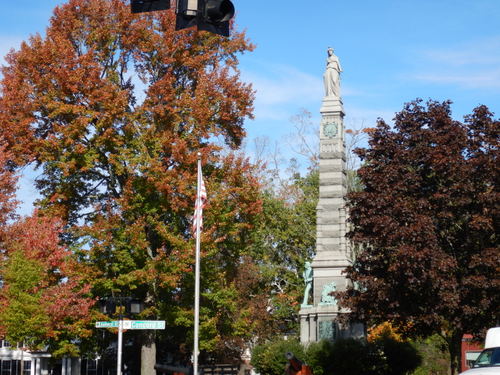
340, 100, 499, 374
0, 214, 94, 356
0, 0, 260, 361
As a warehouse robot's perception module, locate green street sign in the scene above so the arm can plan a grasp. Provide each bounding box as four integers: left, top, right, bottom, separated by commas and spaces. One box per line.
95, 321, 119, 328
95, 320, 165, 330
128, 320, 165, 330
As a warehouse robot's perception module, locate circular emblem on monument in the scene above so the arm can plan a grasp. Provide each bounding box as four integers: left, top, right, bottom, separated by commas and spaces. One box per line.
323, 121, 338, 138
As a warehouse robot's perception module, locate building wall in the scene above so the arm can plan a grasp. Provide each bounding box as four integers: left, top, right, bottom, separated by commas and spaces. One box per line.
461, 334, 483, 372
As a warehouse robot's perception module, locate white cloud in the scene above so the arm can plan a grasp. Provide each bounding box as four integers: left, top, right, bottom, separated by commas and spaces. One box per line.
345, 106, 396, 127
412, 36, 500, 89
422, 36, 500, 66
415, 69, 500, 89
242, 63, 322, 113
241, 61, 361, 121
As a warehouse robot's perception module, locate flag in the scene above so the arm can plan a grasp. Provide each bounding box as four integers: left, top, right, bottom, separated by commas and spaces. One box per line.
192, 166, 207, 235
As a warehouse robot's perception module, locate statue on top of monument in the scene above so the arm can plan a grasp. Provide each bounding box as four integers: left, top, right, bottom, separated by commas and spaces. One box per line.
323, 47, 342, 98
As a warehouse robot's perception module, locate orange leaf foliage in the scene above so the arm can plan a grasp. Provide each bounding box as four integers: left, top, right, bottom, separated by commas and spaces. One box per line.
0, 0, 262, 358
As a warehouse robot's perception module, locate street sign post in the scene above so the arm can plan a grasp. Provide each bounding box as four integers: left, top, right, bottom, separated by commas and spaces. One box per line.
95, 320, 165, 375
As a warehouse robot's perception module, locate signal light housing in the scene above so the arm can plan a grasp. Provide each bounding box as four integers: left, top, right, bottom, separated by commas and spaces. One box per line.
176, 0, 235, 37
131, 0, 235, 37
131, 0, 170, 14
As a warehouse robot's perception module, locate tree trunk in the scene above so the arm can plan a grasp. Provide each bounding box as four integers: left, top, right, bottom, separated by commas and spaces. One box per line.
20, 348, 24, 375
141, 331, 156, 375
448, 331, 463, 375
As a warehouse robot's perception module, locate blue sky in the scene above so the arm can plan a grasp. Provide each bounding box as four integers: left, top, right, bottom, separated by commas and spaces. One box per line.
1, 0, 500, 214
236, 0, 500, 133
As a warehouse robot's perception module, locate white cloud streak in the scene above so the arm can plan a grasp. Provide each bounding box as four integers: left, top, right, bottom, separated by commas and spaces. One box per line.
413, 36, 500, 89
415, 69, 500, 89
242, 63, 322, 120
242, 62, 362, 121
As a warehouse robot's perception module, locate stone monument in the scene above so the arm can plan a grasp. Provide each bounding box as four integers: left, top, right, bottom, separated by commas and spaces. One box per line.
299, 48, 363, 343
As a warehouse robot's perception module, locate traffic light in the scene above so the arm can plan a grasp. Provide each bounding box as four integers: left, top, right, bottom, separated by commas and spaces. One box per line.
131, 0, 235, 37
99, 299, 117, 315
175, 0, 199, 33
125, 299, 144, 314
176, 0, 235, 37
131, 0, 170, 14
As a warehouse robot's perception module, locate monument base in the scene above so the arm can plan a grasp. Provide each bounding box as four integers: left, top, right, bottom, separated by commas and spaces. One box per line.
299, 305, 364, 344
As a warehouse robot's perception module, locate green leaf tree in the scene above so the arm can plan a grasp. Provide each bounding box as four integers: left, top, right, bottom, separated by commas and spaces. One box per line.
251, 337, 420, 375
249, 170, 319, 336
0, 250, 49, 348
411, 335, 449, 375
0, 251, 48, 375
251, 338, 306, 375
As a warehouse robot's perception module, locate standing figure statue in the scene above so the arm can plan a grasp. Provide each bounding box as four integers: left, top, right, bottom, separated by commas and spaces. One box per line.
323, 47, 342, 98
301, 262, 313, 307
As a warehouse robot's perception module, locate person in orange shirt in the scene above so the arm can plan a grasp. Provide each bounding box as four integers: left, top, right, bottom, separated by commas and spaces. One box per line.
284, 352, 313, 375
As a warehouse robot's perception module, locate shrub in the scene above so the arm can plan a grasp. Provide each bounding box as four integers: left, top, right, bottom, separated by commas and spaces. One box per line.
251, 336, 421, 375
411, 335, 449, 375
251, 338, 306, 375
305, 340, 335, 375
374, 336, 421, 375
328, 338, 379, 375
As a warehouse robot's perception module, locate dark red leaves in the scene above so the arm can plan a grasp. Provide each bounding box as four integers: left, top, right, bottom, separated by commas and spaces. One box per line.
341, 100, 499, 349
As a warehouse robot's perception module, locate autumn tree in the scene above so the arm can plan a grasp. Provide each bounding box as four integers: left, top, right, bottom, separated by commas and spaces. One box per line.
0, 213, 94, 358
0, 250, 47, 375
0, 0, 259, 370
339, 100, 499, 374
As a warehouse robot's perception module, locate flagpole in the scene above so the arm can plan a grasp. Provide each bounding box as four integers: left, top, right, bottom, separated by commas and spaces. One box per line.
193, 153, 202, 375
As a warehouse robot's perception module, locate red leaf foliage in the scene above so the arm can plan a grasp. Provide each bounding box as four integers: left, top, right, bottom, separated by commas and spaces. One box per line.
0, 213, 95, 347
340, 100, 499, 372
